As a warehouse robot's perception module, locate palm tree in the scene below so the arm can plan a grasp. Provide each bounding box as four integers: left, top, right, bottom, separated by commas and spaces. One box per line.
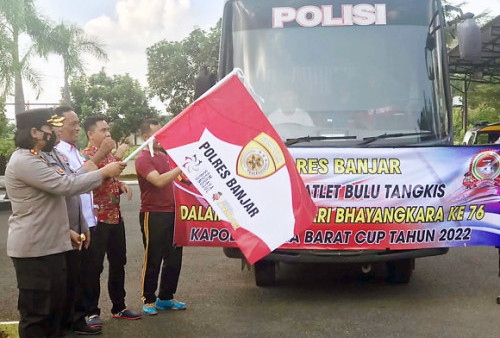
50, 22, 108, 105
0, 27, 12, 98
0, 0, 52, 114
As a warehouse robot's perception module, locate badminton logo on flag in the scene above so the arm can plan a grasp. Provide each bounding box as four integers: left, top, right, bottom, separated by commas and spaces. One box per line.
139, 69, 317, 264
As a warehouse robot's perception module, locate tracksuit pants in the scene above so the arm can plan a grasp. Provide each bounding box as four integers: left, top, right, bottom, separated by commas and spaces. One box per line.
139, 212, 183, 304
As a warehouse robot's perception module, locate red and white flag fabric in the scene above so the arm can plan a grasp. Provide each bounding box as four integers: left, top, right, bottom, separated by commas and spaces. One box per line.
154, 70, 317, 264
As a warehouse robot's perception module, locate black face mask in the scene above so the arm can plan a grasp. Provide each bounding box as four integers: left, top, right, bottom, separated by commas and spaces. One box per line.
40, 130, 57, 152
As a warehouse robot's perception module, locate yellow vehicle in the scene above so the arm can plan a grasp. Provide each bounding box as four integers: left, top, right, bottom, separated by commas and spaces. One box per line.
462, 122, 500, 145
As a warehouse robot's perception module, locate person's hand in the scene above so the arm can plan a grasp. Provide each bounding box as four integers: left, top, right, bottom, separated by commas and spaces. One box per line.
92, 137, 116, 166
99, 137, 116, 156
121, 183, 132, 201
115, 143, 130, 160
70, 230, 83, 251
100, 161, 126, 179
83, 231, 91, 249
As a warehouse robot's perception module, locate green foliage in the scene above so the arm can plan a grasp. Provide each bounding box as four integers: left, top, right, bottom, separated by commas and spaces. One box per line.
466, 83, 500, 114
0, 323, 19, 338
70, 69, 160, 144
122, 145, 139, 160
49, 21, 108, 105
0, 96, 6, 117
146, 20, 221, 116
0, 136, 15, 157
452, 107, 465, 143
0, 0, 53, 114
0, 114, 13, 136
452, 82, 499, 142
0, 98, 15, 158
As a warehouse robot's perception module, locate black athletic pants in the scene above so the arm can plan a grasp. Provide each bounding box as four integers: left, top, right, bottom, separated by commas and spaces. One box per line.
12, 252, 67, 338
139, 212, 183, 304
82, 221, 127, 315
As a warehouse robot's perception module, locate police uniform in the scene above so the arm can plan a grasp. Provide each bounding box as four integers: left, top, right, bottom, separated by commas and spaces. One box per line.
6, 109, 103, 337
42, 148, 96, 332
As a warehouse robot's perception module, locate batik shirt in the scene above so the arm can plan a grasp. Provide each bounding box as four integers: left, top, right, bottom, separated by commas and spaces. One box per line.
81, 144, 122, 224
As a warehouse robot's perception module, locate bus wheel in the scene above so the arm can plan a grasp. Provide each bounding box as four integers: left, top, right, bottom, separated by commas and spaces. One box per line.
254, 260, 276, 286
386, 258, 414, 284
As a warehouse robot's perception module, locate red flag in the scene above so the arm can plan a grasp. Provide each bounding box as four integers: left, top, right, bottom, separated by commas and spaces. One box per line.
155, 73, 317, 264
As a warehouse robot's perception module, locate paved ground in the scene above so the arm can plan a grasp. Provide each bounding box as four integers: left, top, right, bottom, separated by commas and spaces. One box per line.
1, 184, 499, 337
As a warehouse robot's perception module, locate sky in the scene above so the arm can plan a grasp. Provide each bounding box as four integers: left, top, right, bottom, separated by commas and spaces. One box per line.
5, 0, 500, 120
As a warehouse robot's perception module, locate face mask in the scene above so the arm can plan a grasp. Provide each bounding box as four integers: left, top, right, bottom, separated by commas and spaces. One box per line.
40, 130, 57, 152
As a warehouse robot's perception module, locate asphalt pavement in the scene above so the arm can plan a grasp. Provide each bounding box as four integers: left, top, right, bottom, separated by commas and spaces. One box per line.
1, 184, 499, 337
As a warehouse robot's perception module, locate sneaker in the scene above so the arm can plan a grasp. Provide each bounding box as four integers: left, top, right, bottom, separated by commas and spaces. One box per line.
86, 315, 103, 328
73, 320, 102, 335
155, 298, 187, 310
111, 309, 142, 320
143, 303, 158, 316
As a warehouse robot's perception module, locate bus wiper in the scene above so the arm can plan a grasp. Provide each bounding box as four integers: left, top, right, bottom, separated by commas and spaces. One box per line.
359, 131, 433, 146
285, 135, 357, 146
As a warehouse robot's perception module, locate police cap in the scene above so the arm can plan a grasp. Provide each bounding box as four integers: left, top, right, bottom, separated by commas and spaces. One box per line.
16, 108, 65, 129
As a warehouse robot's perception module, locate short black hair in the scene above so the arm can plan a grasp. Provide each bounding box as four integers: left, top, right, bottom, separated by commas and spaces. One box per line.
83, 115, 107, 133
14, 128, 35, 149
140, 118, 160, 136
54, 105, 74, 117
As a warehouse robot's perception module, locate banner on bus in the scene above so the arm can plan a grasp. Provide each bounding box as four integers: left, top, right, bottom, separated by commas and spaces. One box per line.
154, 73, 317, 264
174, 146, 500, 250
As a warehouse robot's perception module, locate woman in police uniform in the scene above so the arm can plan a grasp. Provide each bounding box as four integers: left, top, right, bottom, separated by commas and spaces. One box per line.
5, 108, 124, 337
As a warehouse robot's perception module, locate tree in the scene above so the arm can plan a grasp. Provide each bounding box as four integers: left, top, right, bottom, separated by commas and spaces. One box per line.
0, 97, 13, 136
444, 1, 495, 142
49, 22, 108, 106
0, 25, 12, 97
146, 20, 221, 116
70, 70, 160, 145
0, 0, 53, 114
0, 97, 15, 174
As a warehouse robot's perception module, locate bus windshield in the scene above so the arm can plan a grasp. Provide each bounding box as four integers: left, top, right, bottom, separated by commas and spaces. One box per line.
228, 0, 450, 144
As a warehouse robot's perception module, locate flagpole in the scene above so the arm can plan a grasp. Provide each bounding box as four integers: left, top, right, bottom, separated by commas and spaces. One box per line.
123, 68, 252, 163
123, 136, 154, 163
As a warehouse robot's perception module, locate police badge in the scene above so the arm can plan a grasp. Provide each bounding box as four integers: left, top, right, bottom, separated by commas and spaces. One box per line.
237, 132, 285, 179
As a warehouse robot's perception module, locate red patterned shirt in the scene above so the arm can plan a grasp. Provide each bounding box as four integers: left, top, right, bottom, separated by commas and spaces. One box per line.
81, 144, 122, 224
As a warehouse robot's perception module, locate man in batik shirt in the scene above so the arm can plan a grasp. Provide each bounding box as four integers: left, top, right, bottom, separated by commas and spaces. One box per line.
81, 116, 141, 326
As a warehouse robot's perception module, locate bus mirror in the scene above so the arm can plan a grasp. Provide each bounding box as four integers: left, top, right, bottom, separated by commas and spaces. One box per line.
194, 69, 217, 100
457, 14, 482, 61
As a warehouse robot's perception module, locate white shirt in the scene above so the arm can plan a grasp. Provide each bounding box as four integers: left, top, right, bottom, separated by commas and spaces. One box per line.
267, 108, 315, 127
55, 140, 97, 228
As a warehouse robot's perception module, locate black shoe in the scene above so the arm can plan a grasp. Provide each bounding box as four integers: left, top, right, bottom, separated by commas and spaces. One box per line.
73, 321, 102, 335
62, 329, 77, 337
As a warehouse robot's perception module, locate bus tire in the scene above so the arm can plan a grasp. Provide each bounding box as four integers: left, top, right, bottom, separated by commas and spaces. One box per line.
254, 260, 276, 286
386, 258, 414, 284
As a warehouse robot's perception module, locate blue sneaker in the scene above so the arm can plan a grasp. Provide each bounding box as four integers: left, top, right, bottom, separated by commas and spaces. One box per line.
143, 303, 158, 316
155, 298, 187, 310
86, 314, 103, 328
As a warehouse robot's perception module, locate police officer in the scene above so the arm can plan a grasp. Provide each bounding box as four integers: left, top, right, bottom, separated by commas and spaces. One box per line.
5, 108, 125, 337
42, 142, 113, 335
